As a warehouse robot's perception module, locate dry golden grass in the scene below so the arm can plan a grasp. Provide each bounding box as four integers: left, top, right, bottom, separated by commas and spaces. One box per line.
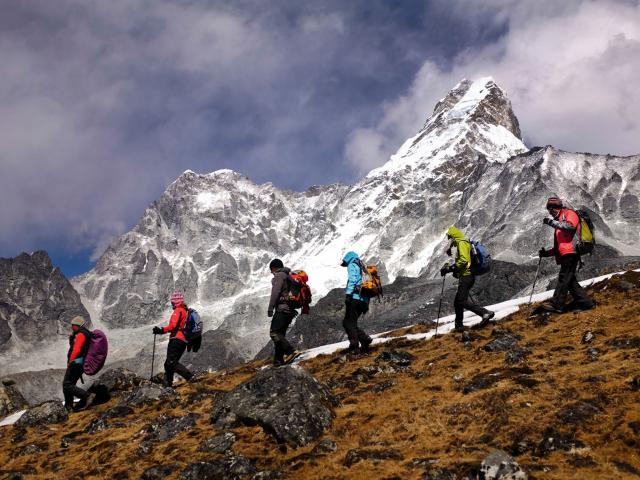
1, 272, 639, 479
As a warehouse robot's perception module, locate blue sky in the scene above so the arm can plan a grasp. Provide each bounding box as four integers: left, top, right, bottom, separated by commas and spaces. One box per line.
1, 0, 639, 277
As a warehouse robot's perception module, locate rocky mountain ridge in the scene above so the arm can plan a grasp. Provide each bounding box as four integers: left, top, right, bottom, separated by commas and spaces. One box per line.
0, 251, 89, 355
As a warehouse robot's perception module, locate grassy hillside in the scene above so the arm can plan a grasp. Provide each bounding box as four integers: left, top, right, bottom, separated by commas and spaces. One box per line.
1, 271, 639, 480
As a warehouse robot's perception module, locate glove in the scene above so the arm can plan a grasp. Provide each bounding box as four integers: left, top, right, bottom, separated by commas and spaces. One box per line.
267, 310, 274, 318
538, 248, 548, 258
345, 294, 353, 303
152, 326, 163, 335
440, 266, 448, 277
445, 246, 452, 257
543, 217, 553, 226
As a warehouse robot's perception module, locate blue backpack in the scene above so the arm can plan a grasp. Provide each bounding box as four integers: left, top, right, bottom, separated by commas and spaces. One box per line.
469, 240, 492, 275
183, 308, 203, 341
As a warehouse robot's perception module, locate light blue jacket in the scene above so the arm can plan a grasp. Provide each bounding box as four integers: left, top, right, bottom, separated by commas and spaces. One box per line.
342, 251, 369, 303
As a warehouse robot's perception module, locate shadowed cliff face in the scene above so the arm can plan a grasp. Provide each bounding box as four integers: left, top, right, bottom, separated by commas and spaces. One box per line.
0, 250, 89, 352
1, 271, 639, 479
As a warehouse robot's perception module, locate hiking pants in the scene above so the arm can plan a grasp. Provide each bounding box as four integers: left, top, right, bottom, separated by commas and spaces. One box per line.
454, 274, 489, 328
63, 362, 88, 408
270, 312, 296, 363
550, 254, 593, 309
343, 298, 372, 351
164, 339, 192, 387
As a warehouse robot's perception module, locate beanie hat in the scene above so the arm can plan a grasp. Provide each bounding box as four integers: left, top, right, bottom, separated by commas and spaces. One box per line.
170, 290, 184, 305
70, 316, 85, 327
546, 196, 563, 209
269, 258, 284, 270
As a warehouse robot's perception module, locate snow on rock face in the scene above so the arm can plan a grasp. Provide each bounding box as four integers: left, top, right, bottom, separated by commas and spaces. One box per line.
71, 78, 640, 363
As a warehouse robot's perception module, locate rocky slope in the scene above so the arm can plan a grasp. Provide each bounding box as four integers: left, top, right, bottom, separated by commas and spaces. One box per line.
68, 77, 640, 369
0, 251, 89, 357
1, 270, 639, 479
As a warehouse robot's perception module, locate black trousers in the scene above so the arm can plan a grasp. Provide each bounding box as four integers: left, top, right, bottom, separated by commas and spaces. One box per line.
164, 339, 192, 386
454, 274, 489, 328
343, 299, 371, 350
550, 254, 593, 309
63, 362, 87, 408
270, 312, 296, 362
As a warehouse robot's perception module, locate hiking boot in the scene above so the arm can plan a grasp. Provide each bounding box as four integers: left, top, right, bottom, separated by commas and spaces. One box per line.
273, 359, 285, 367
74, 397, 88, 411
283, 350, 300, 364
476, 311, 495, 328
453, 322, 465, 333
539, 302, 563, 313
360, 338, 373, 353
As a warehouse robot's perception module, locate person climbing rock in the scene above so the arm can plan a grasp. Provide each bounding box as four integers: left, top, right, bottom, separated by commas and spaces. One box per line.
341, 251, 373, 354
63, 316, 96, 411
441, 226, 495, 331
152, 290, 193, 387
267, 259, 299, 366
538, 196, 595, 313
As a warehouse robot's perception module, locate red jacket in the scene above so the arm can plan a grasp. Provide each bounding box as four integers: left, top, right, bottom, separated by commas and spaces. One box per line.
68, 330, 88, 364
162, 303, 188, 342
544, 208, 579, 262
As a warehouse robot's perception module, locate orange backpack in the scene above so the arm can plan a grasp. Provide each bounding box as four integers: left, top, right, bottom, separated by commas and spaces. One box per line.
357, 261, 383, 300
286, 270, 312, 314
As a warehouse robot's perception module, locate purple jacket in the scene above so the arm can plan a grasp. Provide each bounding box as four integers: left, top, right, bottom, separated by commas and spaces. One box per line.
268, 267, 293, 315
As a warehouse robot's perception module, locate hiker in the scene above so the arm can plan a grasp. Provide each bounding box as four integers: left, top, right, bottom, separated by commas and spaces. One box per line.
152, 290, 193, 386
267, 259, 299, 366
63, 316, 95, 411
441, 226, 495, 331
341, 251, 372, 354
538, 196, 595, 312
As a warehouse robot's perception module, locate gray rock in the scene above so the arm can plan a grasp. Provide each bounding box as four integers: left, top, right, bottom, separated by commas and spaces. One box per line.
200, 432, 236, 453
96, 368, 145, 393
484, 330, 522, 353
581, 331, 595, 344
311, 438, 338, 455
0, 382, 28, 417
375, 349, 415, 367
143, 412, 199, 442
178, 456, 257, 480
479, 450, 527, 479
344, 448, 403, 467
121, 383, 175, 408
15, 400, 67, 428
212, 366, 337, 447
140, 464, 179, 480
85, 417, 109, 434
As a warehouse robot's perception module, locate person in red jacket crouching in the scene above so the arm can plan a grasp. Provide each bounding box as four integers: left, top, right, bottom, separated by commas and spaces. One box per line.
153, 290, 194, 387
538, 196, 595, 313
63, 316, 96, 411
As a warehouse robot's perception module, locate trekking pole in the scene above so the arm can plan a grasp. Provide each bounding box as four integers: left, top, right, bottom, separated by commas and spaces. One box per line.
150, 334, 156, 380
435, 276, 446, 336
528, 257, 543, 304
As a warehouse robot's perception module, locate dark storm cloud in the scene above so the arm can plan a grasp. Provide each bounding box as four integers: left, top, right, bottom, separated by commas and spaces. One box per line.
1, 0, 502, 265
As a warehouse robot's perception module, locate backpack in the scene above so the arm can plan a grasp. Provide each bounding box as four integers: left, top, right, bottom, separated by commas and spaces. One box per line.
575, 209, 595, 255
286, 270, 312, 314
183, 308, 203, 342
469, 240, 492, 276
83, 329, 108, 376
357, 260, 383, 299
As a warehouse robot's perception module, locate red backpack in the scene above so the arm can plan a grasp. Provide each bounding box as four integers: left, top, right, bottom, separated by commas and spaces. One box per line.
286, 270, 312, 314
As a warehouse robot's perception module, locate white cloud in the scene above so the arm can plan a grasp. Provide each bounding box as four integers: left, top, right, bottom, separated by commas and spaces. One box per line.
345, 0, 640, 172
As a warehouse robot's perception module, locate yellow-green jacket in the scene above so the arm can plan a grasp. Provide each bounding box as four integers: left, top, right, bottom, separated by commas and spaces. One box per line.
447, 226, 472, 277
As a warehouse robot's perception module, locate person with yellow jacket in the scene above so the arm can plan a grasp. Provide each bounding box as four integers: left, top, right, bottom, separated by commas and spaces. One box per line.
440, 226, 495, 331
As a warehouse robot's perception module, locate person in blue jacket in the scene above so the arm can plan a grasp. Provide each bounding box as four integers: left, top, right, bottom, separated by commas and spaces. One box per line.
341, 251, 373, 354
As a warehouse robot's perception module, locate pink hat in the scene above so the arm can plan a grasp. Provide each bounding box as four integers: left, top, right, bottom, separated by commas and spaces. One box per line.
170, 290, 184, 305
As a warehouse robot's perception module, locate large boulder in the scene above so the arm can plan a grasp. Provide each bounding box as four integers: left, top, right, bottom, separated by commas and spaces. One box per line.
15, 400, 67, 428
211, 366, 337, 447
0, 380, 28, 417
95, 367, 145, 394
